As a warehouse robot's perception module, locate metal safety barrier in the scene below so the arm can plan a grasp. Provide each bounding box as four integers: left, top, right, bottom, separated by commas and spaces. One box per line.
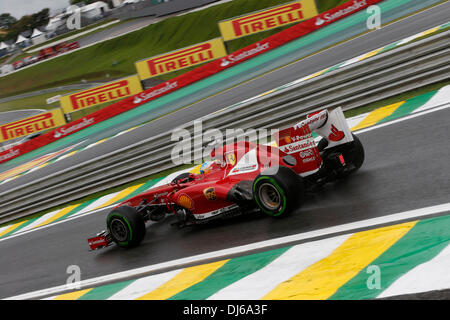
0, 31, 448, 223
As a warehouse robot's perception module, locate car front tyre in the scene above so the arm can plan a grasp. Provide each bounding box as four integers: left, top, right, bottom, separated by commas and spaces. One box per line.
107, 206, 146, 248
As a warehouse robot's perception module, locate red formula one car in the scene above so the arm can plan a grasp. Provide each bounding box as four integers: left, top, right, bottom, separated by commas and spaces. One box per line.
88, 107, 364, 250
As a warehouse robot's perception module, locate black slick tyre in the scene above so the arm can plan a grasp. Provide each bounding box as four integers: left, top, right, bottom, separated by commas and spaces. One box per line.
252, 166, 304, 217
107, 206, 146, 248
318, 133, 364, 178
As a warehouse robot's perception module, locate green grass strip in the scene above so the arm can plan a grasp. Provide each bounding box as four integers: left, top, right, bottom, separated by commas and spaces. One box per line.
54, 198, 100, 223
0, 0, 415, 169
322, 61, 347, 74
168, 246, 291, 300
376, 90, 437, 125
113, 177, 165, 204
0, 217, 39, 238
329, 214, 450, 300
380, 40, 402, 53
78, 280, 135, 300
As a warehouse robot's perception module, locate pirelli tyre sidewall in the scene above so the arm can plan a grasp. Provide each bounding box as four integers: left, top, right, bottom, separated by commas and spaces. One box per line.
252, 166, 304, 217
107, 205, 146, 248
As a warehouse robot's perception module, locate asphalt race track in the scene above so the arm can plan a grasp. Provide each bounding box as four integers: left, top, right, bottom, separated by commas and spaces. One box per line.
0, 2, 449, 299
1, 104, 450, 298
77, 16, 164, 48
0, 1, 449, 189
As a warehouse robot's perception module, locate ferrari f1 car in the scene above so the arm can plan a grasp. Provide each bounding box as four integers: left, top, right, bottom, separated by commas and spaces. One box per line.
88, 107, 364, 250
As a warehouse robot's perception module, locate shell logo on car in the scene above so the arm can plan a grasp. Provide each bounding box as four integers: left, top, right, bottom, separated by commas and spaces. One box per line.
178, 194, 194, 210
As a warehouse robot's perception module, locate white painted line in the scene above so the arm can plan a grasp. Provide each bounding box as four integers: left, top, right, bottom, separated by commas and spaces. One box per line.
208, 234, 350, 300
347, 112, 371, 129
70, 196, 113, 218
339, 54, 367, 68
231, 4, 450, 98
5, 201, 450, 300
412, 85, 450, 114
176, 0, 235, 17
0, 204, 115, 243
378, 242, 450, 298
355, 102, 450, 135
2, 100, 449, 243
26, 20, 121, 53
0, 225, 9, 235
16, 209, 61, 234
107, 269, 182, 300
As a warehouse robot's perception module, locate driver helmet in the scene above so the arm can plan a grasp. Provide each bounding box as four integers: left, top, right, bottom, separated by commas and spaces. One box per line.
199, 159, 222, 174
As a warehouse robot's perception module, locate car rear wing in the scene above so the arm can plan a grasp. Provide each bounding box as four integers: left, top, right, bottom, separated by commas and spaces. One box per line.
297, 107, 353, 149
273, 107, 353, 176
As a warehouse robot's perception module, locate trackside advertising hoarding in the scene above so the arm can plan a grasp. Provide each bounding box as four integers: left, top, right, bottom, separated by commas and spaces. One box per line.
218, 0, 318, 41
0, 109, 66, 143
135, 38, 227, 80
59, 75, 143, 113
0, 0, 383, 165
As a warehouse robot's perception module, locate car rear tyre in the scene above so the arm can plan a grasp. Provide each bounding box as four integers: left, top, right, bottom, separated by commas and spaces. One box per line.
318, 133, 364, 178
252, 166, 304, 217
342, 134, 364, 172
107, 206, 146, 248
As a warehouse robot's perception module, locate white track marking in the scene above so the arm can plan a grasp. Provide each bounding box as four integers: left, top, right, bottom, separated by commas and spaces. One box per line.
70, 193, 120, 218
5, 201, 450, 300
347, 112, 371, 128
355, 102, 450, 134
16, 209, 61, 234
412, 85, 450, 114
208, 235, 350, 300
1, 101, 450, 243
378, 242, 450, 298
107, 269, 182, 300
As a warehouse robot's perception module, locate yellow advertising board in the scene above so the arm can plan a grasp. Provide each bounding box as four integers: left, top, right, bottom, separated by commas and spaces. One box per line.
59, 75, 143, 113
135, 38, 227, 80
218, 0, 318, 41
0, 109, 66, 142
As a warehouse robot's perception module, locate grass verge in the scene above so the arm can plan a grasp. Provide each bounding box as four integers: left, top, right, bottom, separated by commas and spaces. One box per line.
1, 80, 448, 228
344, 79, 450, 118
0, 163, 194, 228
0, 0, 346, 100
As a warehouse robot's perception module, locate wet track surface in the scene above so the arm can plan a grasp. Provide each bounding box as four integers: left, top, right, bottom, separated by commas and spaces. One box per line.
1, 1, 449, 299
1, 1, 449, 187
77, 16, 164, 48
1, 106, 450, 298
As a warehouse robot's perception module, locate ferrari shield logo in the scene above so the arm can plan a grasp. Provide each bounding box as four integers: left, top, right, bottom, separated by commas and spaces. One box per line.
226, 153, 236, 166
203, 187, 217, 201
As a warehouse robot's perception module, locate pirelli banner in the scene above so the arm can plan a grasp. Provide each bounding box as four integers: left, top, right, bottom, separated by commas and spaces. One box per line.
218, 0, 318, 41
135, 38, 227, 80
0, 109, 66, 143
59, 75, 143, 113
